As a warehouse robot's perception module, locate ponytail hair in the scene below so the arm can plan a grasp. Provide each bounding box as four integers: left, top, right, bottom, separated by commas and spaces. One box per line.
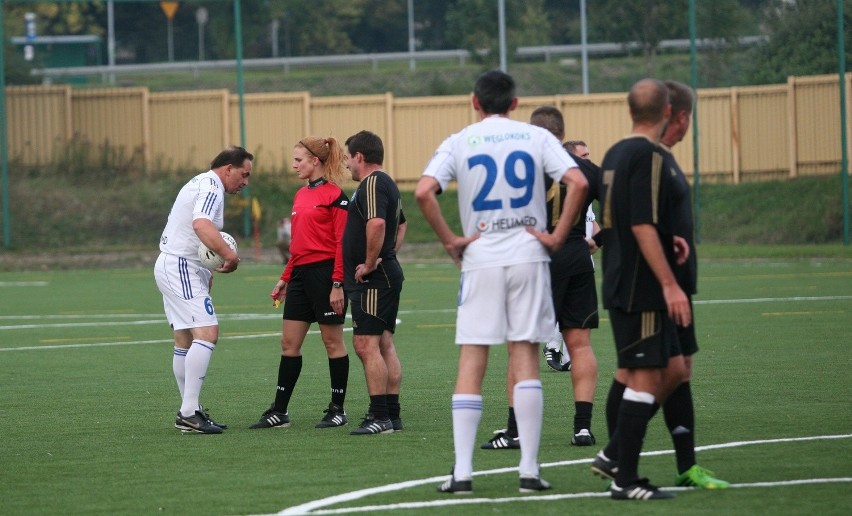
297, 136, 346, 184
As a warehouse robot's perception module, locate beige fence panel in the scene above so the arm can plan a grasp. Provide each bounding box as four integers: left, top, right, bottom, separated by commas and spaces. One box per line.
514, 96, 560, 124
5, 73, 851, 181
309, 94, 390, 190
228, 92, 308, 174
561, 93, 631, 163
149, 89, 229, 172
793, 74, 843, 176
392, 95, 473, 184
687, 88, 733, 182
71, 88, 149, 166
6, 85, 71, 165
735, 84, 789, 181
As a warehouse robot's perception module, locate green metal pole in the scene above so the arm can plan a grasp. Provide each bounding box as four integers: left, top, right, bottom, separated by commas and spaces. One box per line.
689, 0, 700, 244
839, 0, 849, 245
233, 0, 250, 239
1, 6, 11, 249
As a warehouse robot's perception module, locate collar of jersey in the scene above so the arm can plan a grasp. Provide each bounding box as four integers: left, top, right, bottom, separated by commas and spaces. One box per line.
308, 177, 328, 189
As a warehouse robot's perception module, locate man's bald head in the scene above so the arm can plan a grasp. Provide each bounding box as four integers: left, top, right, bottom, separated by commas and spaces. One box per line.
628, 78, 670, 125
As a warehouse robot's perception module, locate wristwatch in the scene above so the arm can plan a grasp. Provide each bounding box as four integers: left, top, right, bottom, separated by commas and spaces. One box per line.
332, 281, 343, 289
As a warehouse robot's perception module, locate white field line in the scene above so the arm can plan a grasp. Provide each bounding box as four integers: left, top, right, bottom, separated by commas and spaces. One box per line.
273, 434, 852, 515
1, 294, 849, 351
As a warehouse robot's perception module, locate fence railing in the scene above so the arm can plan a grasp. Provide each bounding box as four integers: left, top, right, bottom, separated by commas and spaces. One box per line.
6, 72, 850, 186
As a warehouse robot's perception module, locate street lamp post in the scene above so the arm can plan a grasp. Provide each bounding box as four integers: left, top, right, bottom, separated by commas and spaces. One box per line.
196, 7, 208, 61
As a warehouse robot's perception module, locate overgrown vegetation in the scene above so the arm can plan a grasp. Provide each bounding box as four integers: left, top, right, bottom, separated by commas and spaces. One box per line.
1, 156, 848, 258
54, 51, 760, 97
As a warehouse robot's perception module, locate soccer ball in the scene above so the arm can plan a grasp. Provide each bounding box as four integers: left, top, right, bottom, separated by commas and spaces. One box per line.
198, 231, 239, 270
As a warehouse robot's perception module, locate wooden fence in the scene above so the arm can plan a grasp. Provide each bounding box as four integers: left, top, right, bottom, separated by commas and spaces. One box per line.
6, 73, 850, 186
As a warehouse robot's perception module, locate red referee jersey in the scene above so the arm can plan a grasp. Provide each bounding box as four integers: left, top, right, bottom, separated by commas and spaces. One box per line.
281, 179, 349, 284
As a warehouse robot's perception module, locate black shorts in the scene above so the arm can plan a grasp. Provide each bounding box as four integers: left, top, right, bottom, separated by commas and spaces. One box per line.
552, 271, 599, 330
348, 287, 401, 336
283, 260, 347, 325
672, 296, 699, 357
609, 308, 677, 369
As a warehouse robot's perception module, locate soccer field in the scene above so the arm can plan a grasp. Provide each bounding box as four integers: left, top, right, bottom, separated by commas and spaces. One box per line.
1, 258, 850, 515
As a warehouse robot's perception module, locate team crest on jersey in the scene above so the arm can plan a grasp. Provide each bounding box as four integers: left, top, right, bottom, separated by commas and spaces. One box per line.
467, 135, 483, 147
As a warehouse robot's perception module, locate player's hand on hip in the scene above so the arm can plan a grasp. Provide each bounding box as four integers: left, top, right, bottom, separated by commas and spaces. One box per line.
586, 237, 600, 254
355, 258, 382, 283
445, 234, 478, 268
526, 226, 563, 254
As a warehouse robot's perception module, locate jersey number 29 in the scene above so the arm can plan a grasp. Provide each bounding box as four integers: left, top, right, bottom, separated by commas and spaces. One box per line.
469, 151, 535, 212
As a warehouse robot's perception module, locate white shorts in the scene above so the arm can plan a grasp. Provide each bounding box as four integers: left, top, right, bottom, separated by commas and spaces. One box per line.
154, 253, 218, 330
455, 262, 555, 345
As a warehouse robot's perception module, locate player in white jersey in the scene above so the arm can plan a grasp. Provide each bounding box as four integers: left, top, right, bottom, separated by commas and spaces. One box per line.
416, 70, 588, 494
154, 145, 253, 434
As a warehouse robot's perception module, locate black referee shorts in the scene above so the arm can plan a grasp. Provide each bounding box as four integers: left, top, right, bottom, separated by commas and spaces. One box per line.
283, 259, 347, 325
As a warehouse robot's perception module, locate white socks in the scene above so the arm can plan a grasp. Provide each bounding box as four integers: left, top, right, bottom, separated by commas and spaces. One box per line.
179, 340, 215, 417
451, 394, 482, 480
513, 379, 544, 478
173, 347, 187, 399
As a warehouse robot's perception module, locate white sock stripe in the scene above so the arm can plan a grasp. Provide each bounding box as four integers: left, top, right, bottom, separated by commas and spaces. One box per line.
451, 400, 483, 410
451, 394, 483, 411
623, 387, 655, 404
515, 379, 542, 390
191, 339, 215, 351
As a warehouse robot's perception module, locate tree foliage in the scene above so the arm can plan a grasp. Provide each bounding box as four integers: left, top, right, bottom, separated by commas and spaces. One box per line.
588, 0, 759, 77
444, 0, 551, 66
748, 0, 852, 84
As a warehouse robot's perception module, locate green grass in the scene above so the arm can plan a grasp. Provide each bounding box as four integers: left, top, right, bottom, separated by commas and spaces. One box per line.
1, 258, 850, 514
80, 51, 757, 97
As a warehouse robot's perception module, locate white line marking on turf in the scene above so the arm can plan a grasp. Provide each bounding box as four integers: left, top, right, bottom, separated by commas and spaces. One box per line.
0, 329, 352, 352
274, 434, 852, 515
0, 281, 48, 287
694, 295, 852, 305
2, 293, 849, 328
301, 478, 852, 515
2, 294, 849, 351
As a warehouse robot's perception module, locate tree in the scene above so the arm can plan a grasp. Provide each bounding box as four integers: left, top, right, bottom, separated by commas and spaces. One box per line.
748, 0, 852, 84
444, 0, 553, 66
589, 0, 687, 76
3, 2, 105, 82
5, 1, 106, 37
589, 0, 753, 77
264, 0, 363, 57
350, 0, 407, 53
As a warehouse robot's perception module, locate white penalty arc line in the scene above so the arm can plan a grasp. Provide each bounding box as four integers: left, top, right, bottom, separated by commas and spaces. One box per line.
693, 295, 852, 305
274, 434, 852, 515
303, 478, 852, 515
